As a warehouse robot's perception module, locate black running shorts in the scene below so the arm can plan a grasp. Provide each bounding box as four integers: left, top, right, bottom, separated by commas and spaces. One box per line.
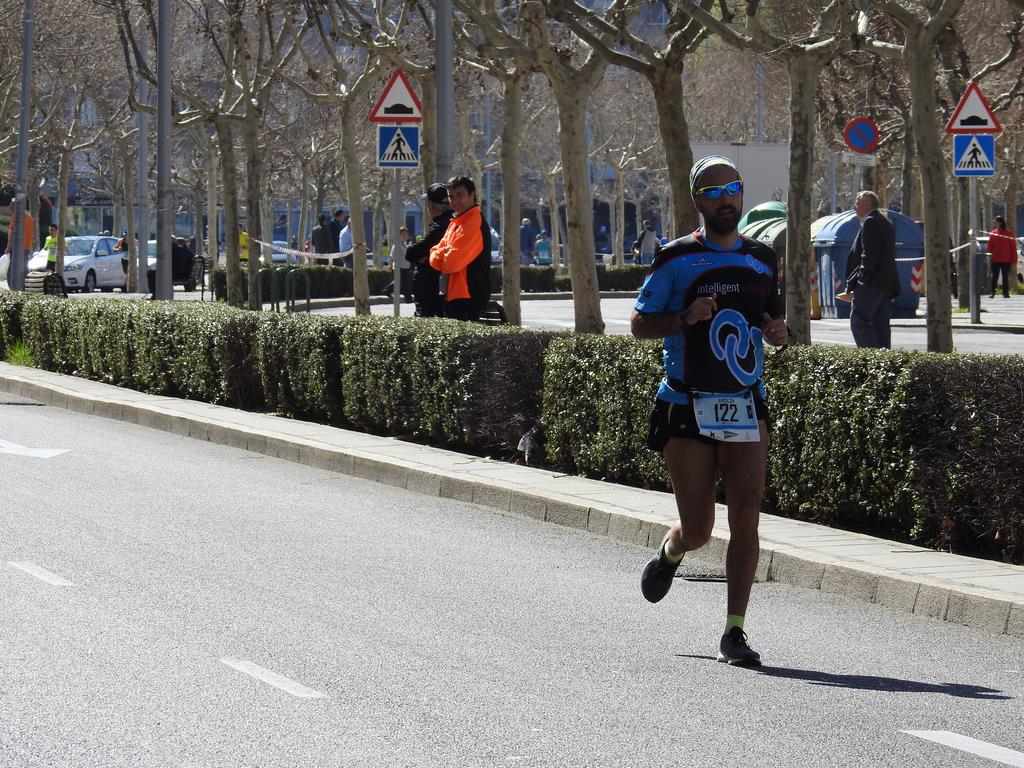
645, 395, 770, 451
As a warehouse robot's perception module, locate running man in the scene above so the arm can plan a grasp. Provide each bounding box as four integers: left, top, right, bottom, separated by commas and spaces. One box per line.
631, 155, 791, 667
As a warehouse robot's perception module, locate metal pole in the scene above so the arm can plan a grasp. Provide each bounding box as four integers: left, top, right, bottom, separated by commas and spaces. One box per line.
969, 175, 980, 324
155, 0, 172, 300
137, 29, 150, 294
9, 0, 34, 292
435, 0, 454, 182
392, 169, 401, 317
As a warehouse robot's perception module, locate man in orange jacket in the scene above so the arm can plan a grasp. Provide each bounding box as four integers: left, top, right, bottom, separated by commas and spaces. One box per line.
429, 175, 492, 321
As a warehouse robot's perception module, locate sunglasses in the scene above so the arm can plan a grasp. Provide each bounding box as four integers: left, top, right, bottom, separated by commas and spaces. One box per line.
695, 180, 743, 200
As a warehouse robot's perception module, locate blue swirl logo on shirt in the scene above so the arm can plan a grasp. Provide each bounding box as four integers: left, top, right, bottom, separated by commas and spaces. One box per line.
709, 309, 763, 387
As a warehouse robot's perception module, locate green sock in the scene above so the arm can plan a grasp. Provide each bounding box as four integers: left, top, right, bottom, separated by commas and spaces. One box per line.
660, 534, 684, 565
725, 614, 745, 633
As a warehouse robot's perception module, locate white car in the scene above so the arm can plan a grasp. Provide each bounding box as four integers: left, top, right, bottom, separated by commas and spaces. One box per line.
28, 235, 125, 292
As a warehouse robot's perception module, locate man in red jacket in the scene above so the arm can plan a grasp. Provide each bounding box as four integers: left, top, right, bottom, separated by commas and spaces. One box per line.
429, 175, 492, 321
988, 215, 1018, 299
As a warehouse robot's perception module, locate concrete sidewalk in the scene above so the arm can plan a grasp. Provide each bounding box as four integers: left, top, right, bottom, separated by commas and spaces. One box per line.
1, 361, 1021, 639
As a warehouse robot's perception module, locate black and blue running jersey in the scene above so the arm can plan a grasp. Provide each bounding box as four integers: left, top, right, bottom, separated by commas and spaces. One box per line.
634, 230, 782, 405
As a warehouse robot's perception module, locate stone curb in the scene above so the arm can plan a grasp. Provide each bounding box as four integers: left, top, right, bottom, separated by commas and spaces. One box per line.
1, 363, 1021, 639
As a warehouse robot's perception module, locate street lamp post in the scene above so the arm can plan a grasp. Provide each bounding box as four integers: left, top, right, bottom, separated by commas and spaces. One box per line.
137, 27, 150, 294
10, 0, 35, 292
435, 0, 454, 184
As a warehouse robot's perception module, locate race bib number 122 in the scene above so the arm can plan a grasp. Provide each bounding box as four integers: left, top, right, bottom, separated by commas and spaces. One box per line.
692, 391, 760, 442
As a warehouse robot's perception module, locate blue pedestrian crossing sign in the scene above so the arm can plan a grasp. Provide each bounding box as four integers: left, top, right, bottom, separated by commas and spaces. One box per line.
953, 134, 995, 177
377, 125, 419, 169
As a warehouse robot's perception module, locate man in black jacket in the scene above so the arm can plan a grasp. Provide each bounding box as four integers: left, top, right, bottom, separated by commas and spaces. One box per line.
405, 183, 451, 317
846, 191, 900, 348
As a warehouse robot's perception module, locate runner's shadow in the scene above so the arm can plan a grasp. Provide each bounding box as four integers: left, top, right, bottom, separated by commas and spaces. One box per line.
759, 665, 1008, 700
676, 656, 1009, 700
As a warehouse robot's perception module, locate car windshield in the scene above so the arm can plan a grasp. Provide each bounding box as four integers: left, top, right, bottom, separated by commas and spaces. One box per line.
66, 239, 94, 257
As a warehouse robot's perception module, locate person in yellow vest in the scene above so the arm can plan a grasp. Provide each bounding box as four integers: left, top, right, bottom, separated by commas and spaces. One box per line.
238, 224, 249, 262
43, 223, 58, 271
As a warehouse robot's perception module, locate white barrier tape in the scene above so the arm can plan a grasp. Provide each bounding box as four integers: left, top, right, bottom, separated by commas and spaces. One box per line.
251, 236, 353, 261
895, 256, 925, 262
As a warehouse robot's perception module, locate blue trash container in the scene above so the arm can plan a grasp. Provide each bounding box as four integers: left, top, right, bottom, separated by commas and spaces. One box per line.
811, 210, 923, 319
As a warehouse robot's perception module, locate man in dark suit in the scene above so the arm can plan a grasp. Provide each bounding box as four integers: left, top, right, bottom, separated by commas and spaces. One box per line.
846, 191, 900, 348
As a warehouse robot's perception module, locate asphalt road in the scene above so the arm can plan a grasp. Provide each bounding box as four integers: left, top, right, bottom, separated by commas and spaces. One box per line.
2, 400, 1023, 767
314, 297, 1024, 355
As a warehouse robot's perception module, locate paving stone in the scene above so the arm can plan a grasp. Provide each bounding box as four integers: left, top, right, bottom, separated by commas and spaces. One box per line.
472, 483, 512, 512
945, 592, 1011, 634
913, 586, 950, 620
821, 564, 879, 603
875, 577, 920, 613
587, 507, 610, 536
509, 491, 547, 521
545, 500, 589, 531
769, 550, 826, 590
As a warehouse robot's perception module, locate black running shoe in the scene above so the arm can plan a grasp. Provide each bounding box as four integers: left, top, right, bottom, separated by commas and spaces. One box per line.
717, 626, 762, 667
640, 540, 680, 603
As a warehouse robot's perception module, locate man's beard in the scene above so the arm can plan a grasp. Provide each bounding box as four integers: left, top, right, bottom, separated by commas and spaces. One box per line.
706, 206, 740, 235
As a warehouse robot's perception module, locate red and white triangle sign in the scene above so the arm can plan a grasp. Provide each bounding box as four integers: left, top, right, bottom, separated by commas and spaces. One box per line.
369, 70, 423, 123
944, 82, 1001, 134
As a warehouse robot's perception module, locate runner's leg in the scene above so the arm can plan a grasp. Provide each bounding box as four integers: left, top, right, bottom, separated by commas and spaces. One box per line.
663, 436, 718, 555
716, 421, 769, 618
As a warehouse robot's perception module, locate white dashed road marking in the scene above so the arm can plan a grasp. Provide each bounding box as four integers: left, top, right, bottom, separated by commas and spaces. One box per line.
8, 561, 75, 586
903, 730, 1024, 767
220, 658, 328, 699
0, 438, 69, 458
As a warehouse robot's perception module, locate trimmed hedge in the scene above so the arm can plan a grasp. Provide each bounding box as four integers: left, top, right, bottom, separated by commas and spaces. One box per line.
18, 298, 264, 409
4, 289, 1023, 563
340, 316, 559, 451
542, 338, 1024, 564
543, 335, 665, 489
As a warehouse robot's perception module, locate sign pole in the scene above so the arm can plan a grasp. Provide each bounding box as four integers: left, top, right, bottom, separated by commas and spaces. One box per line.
391, 168, 402, 317
969, 175, 980, 325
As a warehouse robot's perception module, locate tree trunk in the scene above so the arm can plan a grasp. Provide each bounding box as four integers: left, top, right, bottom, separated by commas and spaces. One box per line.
298, 161, 310, 264
650, 63, 698, 237
613, 165, 625, 266
544, 176, 560, 266
900, 122, 916, 219
418, 70, 437, 187
260, 193, 272, 266
55, 149, 72, 273
783, 56, 820, 343
499, 72, 523, 325
905, 33, 953, 352
553, 92, 603, 333
112, 166, 124, 239
206, 134, 218, 267
120, 142, 138, 292
242, 116, 263, 311
341, 99, 370, 314
215, 119, 242, 307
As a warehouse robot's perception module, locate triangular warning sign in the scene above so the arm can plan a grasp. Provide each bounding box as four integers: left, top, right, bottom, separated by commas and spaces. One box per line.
944, 82, 1001, 134
369, 70, 422, 123
955, 136, 993, 172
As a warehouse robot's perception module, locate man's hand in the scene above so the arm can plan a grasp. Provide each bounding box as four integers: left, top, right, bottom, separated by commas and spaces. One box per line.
762, 312, 790, 346
684, 293, 717, 325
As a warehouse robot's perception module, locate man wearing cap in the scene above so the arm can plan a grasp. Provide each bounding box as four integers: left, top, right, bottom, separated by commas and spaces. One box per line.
630, 155, 791, 667
405, 183, 451, 318
429, 175, 492, 322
